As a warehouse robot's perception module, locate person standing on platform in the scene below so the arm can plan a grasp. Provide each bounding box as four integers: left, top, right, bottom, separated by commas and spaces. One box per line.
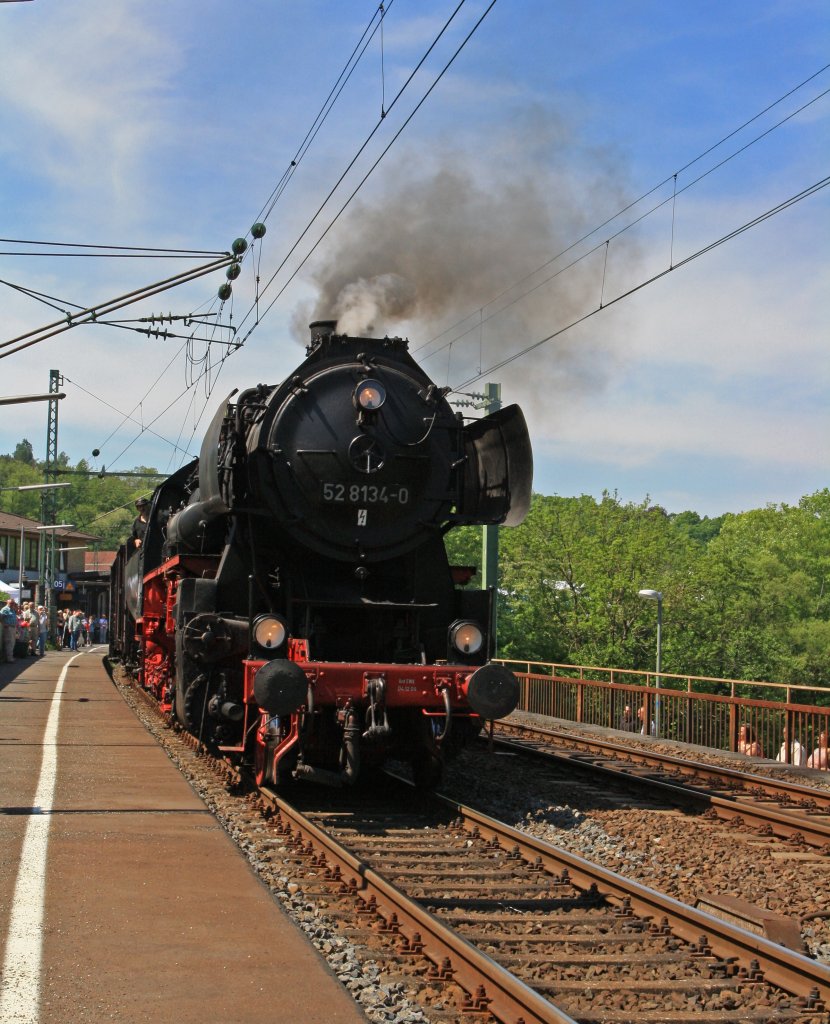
21, 602, 38, 655
68, 609, 82, 651
98, 614, 108, 644
36, 605, 48, 656
1, 598, 18, 662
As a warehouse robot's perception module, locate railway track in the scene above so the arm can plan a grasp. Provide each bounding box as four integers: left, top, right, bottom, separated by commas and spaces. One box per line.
492, 719, 830, 850
263, 777, 830, 1022
120, 670, 830, 1022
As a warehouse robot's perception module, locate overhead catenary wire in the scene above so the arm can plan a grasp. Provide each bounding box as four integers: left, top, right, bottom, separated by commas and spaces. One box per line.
101, 373, 220, 470
253, 1, 396, 228
235, 0, 497, 343
413, 68, 830, 363
5, 4, 409, 480
450, 174, 830, 393
6, 18, 823, 489
0, 277, 85, 316
63, 358, 195, 461
0, 255, 235, 361
15, 3, 409, 476
72, 45, 828, 480
0, 237, 226, 257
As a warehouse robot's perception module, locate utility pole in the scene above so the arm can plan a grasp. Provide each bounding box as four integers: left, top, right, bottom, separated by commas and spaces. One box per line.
42, 370, 62, 636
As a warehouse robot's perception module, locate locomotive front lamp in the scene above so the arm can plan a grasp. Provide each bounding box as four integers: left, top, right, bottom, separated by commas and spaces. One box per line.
252, 614, 287, 653
354, 379, 386, 411
449, 620, 484, 656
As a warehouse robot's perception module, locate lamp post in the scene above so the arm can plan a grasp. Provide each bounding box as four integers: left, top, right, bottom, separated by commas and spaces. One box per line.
638, 588, 662, 736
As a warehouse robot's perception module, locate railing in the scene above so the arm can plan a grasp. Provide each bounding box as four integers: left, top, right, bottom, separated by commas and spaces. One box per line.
496, 660, 830, 769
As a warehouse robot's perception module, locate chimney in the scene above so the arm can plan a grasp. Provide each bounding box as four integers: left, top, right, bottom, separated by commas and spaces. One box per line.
309, 320, 337, 343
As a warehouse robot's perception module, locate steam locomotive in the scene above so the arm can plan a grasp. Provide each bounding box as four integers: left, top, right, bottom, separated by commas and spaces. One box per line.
109, 320, 532, 788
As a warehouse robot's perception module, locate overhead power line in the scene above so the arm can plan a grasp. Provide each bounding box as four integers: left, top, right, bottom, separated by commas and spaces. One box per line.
60, 1, 489, 477
451, 174, 830, 392
0, 237, 226, 257
0, 255, 235, 361
236, 0, 497, 343
414, 66, 830, 363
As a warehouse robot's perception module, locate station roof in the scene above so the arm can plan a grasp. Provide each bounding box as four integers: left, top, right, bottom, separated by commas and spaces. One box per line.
0, 510, 100, 543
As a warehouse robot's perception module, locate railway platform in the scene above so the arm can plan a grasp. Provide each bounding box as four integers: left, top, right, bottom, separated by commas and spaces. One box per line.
0, 648, 366, 1024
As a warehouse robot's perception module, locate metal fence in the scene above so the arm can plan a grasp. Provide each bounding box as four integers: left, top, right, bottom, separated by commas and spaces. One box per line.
496, 660, 830, 768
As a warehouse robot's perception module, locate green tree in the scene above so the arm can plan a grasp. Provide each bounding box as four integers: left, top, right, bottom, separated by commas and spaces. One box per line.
495, 492, 697, 668
671, 492, 830, 685
13, 439, 35, 464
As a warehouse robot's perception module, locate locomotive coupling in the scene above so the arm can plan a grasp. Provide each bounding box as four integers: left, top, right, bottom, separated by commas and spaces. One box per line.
463, 664, 520, 720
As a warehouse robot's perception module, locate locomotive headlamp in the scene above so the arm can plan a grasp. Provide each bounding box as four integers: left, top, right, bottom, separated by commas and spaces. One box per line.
354, 379, 386, 411
252, 614, 287, 653
449, 620, 484, 655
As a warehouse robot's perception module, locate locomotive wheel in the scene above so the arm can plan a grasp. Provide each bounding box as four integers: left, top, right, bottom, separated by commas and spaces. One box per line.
175, 632, 215, 748
183, 674, 216, 750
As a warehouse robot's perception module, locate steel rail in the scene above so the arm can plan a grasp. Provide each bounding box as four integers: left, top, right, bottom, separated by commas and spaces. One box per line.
121, 671, 829, 1017
261, 787, 578, 1024
262, 783, 830, 1012
443, 798, 830, 1006
494, 721, 830, 847
497, 720, 830, 806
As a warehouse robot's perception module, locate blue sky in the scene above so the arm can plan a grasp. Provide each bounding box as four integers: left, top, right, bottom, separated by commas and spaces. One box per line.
0, 1, 827, 517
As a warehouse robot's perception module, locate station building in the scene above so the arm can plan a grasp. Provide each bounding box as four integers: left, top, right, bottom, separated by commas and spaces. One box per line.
0, 510, 110, 614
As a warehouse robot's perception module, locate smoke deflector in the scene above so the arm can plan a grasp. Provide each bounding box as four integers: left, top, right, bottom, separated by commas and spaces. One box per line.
459, 404, 533, 526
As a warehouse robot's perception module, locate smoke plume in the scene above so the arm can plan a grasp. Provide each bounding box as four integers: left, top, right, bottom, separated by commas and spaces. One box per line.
293, 140, 636, 420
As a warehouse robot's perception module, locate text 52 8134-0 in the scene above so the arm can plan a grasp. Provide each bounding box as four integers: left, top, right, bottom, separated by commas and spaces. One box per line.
322, 483, 410, 505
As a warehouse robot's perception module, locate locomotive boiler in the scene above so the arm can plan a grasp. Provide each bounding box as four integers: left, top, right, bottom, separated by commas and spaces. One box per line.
110, 320, 532, 788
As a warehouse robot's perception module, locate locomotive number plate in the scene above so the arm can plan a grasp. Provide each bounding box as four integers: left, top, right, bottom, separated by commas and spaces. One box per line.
322, 483, 410, 504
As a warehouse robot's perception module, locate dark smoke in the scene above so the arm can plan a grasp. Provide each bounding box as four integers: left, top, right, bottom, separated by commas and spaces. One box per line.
294, 144, 636, 417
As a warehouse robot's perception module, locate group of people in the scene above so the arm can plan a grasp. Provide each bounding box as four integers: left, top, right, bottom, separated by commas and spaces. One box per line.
613, 705, 828, 770
0, 597, 109, 661
55, 609, 108, 650
737, 723, 828, 769
1, 598, 48, 661
618, 703, 655, 736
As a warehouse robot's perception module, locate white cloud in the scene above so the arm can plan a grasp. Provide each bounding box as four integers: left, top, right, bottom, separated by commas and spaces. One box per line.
0, 2, 183, 223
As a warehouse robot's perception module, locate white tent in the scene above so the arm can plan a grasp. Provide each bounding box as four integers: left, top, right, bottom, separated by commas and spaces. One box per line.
0, 580, 20, 598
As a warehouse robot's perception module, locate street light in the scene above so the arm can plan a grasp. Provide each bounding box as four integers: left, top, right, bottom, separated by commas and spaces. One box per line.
0, 482, 70, 492
0, 392, 66, 406
638, 588, 662, 736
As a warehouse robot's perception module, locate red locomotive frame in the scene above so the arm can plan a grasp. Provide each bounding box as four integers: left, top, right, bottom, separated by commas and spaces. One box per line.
136, 552, 491, 785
